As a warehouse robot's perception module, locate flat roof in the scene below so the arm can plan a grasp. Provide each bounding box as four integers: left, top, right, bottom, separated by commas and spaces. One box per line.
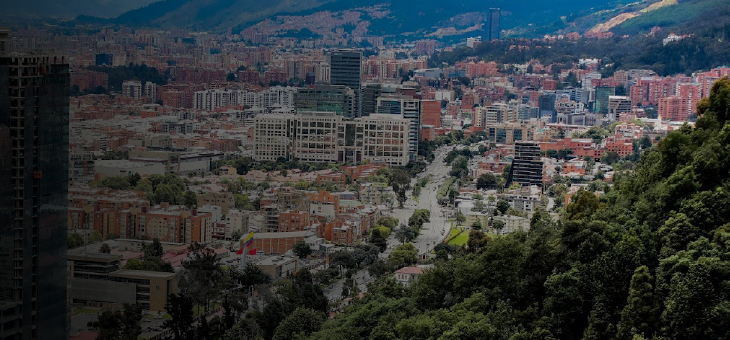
68, 253, 122, 262
250, 231, 315, 239
109, 269, 176, 279
256, 256, 297, 266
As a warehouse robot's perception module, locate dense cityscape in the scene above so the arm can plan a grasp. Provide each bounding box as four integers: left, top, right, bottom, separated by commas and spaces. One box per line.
2, 0, 730, 339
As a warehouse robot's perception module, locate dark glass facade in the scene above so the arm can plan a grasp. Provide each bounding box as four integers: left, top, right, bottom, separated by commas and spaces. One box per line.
329, 50, 362, 117
488, 8, 501, 41
294, 84, 354, 116
0, 54, 69, 340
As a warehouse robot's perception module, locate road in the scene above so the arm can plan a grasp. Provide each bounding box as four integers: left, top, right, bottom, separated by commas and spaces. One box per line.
324, 148, 453, 303
384, 147, 453, 257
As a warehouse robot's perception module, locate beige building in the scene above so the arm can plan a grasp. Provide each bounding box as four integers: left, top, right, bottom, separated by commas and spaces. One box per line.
255, 256, 298, 281
197, 192, 235, 214
108, 270, 178, 311
253, 112, 410, 166
68, 253, 179, 312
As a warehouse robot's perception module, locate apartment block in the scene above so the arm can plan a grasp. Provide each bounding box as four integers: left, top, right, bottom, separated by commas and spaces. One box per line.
658, 96, 690, 122
510, 141, 543, 187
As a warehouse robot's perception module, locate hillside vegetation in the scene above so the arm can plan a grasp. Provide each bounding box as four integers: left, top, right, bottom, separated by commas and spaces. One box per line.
302, 79, 730, 340
614, 0, 730, 34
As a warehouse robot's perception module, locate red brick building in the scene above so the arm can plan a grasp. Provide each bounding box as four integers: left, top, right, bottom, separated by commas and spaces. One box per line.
421, 100, 442, 128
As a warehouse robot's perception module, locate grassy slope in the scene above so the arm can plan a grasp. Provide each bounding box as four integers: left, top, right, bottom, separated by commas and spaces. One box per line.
615, 0, 730, 33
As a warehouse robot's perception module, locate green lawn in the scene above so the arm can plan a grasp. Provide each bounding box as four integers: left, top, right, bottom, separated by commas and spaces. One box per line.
446, 228, 461, 240
448, 230, 469, 246
73, 308, 102, 315
193, 303, 220, 317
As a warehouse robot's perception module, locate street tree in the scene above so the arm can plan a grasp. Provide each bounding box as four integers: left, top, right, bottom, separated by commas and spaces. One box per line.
293, 240, 312, 258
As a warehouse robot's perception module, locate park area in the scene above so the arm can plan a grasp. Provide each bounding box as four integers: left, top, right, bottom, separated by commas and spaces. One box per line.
446, 228, 469, 246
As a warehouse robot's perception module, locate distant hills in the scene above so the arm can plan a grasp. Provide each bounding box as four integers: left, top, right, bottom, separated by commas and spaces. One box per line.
551, 0, 730, 36
102, 0, 624, 36
2, 0, 158, 18
4, 0, 728, 39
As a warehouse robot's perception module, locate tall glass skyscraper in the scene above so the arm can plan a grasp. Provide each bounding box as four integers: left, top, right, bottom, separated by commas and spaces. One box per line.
488, 8, 501, 41
329, 50, 362, 117
0, 42, 70, 339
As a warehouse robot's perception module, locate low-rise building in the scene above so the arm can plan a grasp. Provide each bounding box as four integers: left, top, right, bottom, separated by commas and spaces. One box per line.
255, 256, 298, 281
394, 267, 423, 285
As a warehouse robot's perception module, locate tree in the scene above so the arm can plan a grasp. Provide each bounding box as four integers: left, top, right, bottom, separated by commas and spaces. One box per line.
565, 190, 600, 220
395, 224, 417, 244
472, 200, 486, 213
100, 243, 111, 253
390, 169, 411, 208
272, 308, 324, 340
292, 240, 312, 258
88, 230, 103, 243
387, 243, 418, 268
165, 294, 195, 340
179, 243, 224, 314
183, 190, 198, 209
471, 220, 482, 230
492, 219, 505, 232
477, 173, 498, 190
617, 266, 658, 339
97, 304, 143, 340
144, 238, 164, 258
601, 151, 621, 165
369, 228, 388, 252
456, 211, 466, 225
496, 199, 511, 214
68, 233, 84, 249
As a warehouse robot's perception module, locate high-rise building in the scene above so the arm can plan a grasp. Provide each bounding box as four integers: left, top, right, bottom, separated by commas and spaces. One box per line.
538, 93, 557, 122
294, 84, 355, 116
608, 95, 632, 121
0, 28, 9, 54
94, 53, 113, 66
329, 50, 362, 117
487, 8, 501, 41
122, 80, 142, 99
594, 86, 616, 115
658, 96, 691, 122
0, 51, 70, 339
421, 100, 441, 128
509, 142, 543, 188
376, 95, 421, 161
362, 84, 383, 117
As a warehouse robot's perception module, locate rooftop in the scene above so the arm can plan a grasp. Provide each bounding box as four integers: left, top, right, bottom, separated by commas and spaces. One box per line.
109, 269, 177, 279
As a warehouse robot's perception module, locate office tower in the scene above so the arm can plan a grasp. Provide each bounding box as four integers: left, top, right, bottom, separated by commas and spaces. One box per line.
362, 84, 383, 117
608, 95, 632, 121
488, 8, 501, 41
329, 50, 362, 117
0, 52, 70, 339
594, 86, 616, 116
509, 142, 543, 188
539, 93, 557, 122
94, 53, 113, 66
0, 28, 9, 54
294, 84, 355, 116
376, 95, 420, 161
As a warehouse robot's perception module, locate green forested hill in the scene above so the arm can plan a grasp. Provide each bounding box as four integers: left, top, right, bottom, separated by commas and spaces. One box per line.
304, 80, 730, 340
